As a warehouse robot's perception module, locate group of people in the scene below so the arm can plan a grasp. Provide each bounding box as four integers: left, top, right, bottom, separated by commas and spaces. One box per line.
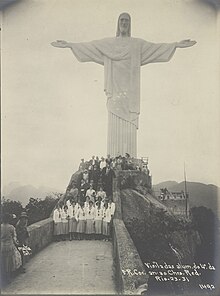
53, 189, 115, 241
66, 153, 149, 202
79, 153, 139, 174
53, 155, 120, 242
1, 212, 29, 286
52, 153, 150, 242
51, 152, 150, 243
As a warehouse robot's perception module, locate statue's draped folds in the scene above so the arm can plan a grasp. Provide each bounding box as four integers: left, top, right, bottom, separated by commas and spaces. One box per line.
69, 37, 176, 157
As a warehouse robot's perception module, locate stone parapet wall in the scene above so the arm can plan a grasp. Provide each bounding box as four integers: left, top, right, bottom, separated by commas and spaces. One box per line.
112, 175, 148, 294
27, 217, 54, 255
112, 218, 148, 294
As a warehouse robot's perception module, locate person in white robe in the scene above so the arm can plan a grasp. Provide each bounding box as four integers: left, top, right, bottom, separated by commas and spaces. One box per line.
53, 205, 62, 241
86, 184, 96, 199
108, 198, 115, 218
95, 196, 105, 209
108, 198, 115, 237
100, 157, 106, 171
61, 205, 69, 240
76, 202, 86, 240
68, 201, 77, 240
96, 186, 107, 203
51, 13, 196, 158
85, 201, 95, 239
74, 201, 81, 214
66, 199, 71, 208
84, 196, 90, 209
94, 202, 103, 239
102, 203, 112, 240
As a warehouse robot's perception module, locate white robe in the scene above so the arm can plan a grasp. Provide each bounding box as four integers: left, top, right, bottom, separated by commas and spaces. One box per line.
53, 209, 61, 223
69, 37, 176, 156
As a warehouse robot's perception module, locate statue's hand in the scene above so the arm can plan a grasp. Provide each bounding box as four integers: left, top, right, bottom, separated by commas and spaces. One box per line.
177, 39, 197, 48
51, 40, 69, 48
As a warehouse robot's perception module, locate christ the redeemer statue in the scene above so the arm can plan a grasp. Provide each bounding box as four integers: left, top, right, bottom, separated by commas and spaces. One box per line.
51, 12, 196, 157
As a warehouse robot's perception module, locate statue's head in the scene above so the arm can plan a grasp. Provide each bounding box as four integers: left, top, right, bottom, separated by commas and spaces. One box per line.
116, 12, 131, 37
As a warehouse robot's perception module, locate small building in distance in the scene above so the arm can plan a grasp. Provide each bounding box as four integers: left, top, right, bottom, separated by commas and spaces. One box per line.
158, 188, 189, 217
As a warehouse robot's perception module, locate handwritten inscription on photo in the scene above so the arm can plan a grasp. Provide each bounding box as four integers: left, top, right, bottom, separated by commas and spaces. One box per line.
122, 261, 216, 291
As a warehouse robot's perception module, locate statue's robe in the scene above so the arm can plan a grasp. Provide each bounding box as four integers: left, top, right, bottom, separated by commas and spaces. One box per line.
69, 37, 176, 157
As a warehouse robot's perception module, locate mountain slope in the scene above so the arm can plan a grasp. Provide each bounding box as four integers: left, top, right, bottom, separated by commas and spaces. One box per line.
3, 184, 62, 206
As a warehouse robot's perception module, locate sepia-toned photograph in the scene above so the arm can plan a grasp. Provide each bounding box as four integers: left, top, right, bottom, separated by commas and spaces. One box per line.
1, 0, 220, 295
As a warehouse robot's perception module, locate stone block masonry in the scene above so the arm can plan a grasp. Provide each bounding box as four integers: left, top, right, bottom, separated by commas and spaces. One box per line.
27, 217, 54, 255
112, 175, 149, 294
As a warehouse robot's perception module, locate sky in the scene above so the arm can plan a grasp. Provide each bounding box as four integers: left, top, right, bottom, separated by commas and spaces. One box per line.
1, 0, 220, 191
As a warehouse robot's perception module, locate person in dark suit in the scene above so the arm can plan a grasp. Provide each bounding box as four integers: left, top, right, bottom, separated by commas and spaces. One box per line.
101, 163, 116, 198
89, 155, 98, 169
15, 212, 29, 273
90, 164, 100, 191
79, 158, 86, 171
95, 156, 100, 170
105, 154, 112, 165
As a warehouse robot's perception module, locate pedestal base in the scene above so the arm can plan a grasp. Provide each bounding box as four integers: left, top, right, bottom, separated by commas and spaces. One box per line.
107, 112, 137, 157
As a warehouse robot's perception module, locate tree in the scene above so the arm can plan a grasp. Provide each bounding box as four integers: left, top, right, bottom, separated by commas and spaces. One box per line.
1, 197, 24, 225
191, 206, 219, 284
25, 193, 60, 225
191, 206, 218, 260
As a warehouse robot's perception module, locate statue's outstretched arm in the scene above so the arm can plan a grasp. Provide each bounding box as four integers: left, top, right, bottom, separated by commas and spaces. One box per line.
51, 40, 71, 48
51, 39, 104, 65
176, 39, 197, 48
141, 38, 197, 65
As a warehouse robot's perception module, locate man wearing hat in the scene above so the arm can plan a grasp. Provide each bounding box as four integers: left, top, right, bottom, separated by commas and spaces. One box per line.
16, 212, 29, 272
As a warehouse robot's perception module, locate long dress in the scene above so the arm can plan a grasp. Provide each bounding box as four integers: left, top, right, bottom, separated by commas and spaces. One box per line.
94, 207, 103, 234
69, 37, 176, 157
53, 208, 62, 235
85, 206, 95, 234
102, 208, 111, 236
1, 223, 22, 274
67, 205, 77, 233
76, 207, 86, 233
61, 210, 69, 235
108, 202, 115, 217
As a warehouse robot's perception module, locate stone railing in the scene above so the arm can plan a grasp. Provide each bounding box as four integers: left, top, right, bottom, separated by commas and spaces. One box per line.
27, 217, 54, 255
112, 176, 149, 294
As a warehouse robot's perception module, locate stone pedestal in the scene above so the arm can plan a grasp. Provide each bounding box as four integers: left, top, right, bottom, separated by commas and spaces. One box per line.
107, 112, 137, 157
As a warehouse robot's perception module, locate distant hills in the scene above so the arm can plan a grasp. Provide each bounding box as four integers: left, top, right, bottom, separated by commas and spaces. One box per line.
2, 182, 63, 206
153, 181, 219, 216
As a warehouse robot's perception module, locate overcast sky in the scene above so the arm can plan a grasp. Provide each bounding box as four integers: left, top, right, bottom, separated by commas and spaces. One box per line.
1, 0, 220, 190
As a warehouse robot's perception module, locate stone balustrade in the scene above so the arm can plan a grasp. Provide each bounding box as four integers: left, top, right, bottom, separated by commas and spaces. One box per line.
27, 217, 54, 255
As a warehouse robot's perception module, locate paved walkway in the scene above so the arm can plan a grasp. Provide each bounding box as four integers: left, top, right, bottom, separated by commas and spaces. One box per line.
2, 240, 116, 295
